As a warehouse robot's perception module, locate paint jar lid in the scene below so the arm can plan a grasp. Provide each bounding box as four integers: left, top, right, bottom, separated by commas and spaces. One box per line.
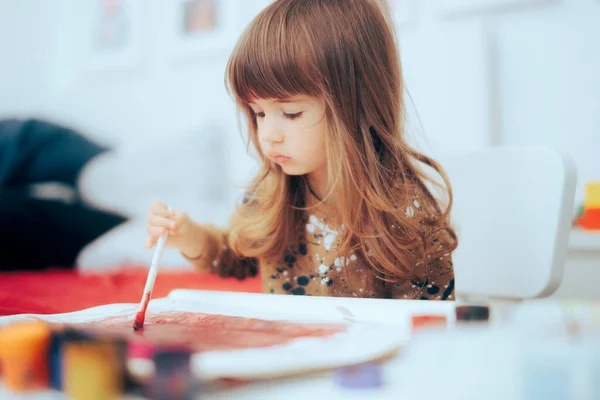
128, 341, 155, 360
455, 305, 490, 322
150, 347, 200, 400
411, 314, 448, 332
152, 347, 192, 373
59, 327, 95, 342
333, 363, 383, 389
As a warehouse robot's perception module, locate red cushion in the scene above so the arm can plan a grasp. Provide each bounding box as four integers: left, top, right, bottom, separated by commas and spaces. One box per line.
0, 266, 262, 316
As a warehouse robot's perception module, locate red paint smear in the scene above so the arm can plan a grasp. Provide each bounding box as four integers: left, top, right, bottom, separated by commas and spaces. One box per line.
64, 312, 346, 353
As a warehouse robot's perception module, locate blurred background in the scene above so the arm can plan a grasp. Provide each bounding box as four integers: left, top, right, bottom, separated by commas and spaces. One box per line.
0, 0, 598, 296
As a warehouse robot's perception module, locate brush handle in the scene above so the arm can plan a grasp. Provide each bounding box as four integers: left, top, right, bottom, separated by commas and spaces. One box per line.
141, 205, 172, 296
143, 236, 166, 294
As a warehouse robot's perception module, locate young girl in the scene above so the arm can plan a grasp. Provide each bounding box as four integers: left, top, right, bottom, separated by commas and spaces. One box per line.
146, 0, 457, 300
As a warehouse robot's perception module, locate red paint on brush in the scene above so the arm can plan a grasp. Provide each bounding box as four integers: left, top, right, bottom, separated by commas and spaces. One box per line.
133, 292, 151, 331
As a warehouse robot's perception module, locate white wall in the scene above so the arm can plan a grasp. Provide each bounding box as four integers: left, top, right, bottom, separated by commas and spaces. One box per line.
491, 0, 600, 202
0, 0, 260, 226
1, 0, 599, 207
0, 0, 58, 113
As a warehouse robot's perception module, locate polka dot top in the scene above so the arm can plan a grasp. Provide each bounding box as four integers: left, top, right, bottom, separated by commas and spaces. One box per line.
182, 193, 455, 301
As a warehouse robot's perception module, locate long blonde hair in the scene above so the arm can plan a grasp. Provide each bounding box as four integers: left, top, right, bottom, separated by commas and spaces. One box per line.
225, 0, 457, 283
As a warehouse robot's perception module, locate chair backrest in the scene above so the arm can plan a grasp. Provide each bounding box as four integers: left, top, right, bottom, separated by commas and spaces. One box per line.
438, 147, 577, 300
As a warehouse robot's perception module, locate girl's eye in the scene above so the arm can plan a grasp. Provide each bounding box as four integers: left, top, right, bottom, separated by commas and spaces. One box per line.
254, 111, 265, 118
284, 112, 303, 120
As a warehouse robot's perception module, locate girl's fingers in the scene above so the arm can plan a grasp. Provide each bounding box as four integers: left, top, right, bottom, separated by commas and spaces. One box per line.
145, 235, 158, 249
147, 225, 167, 237
150, 201, 172, 217
172, 211, 188, 230
144, 235, 155, 249
150, 214, 176, 230
146, 203, 181, 248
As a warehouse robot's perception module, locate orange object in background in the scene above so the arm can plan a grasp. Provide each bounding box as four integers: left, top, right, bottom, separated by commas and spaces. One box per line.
578, 208, 600, 230
411, 315, 447, 332
0, 321, 51, 392
577, 182, 600, 230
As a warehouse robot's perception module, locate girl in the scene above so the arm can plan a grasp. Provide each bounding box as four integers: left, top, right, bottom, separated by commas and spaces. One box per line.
146, 0, 457, 300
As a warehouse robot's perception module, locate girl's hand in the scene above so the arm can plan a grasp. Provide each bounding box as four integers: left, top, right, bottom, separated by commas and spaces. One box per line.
145, 201, 191, 250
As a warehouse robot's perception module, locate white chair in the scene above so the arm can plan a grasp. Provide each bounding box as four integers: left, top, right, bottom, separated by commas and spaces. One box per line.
439, 147, 577, 300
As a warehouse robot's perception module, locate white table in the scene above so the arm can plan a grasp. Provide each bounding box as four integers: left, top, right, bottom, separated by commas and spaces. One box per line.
1, 292, 597, 399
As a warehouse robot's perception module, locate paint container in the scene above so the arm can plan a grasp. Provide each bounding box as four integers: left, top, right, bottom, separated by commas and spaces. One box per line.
148, 346, 201, 400
125, 340, 156, 396
0, 320, 51, 392
455, 305, 490, 323
518, 341, 581, 400
127, 340, 156, 381
62, 335, 126, 400
49, 327, 97, 391
410, 315, 447, 332
333, 362, 383, 389
48, 331, 64, 391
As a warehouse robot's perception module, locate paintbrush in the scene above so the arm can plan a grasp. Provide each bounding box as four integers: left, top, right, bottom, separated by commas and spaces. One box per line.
133, 205, 172, 331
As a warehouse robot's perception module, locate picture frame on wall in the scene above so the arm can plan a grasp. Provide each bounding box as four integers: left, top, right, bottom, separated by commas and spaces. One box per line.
167, 0, 239, 59
79, 0, 144, 73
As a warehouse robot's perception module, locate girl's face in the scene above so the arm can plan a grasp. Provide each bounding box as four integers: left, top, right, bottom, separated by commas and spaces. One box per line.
249, 95, 328, 182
